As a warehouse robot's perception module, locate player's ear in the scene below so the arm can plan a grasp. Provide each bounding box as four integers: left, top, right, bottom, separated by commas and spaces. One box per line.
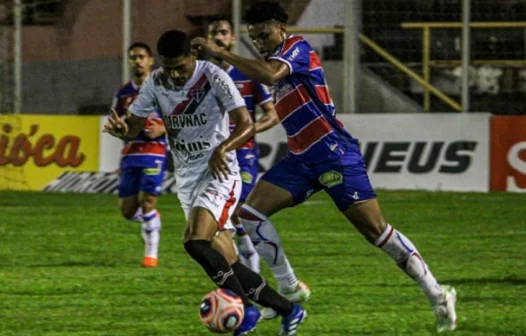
190, 49, 198, 58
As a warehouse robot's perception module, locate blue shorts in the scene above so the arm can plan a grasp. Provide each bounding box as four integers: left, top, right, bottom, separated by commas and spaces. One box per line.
260, 144, 376, 211
118, 166, 165, 198
236, 148, 259, 203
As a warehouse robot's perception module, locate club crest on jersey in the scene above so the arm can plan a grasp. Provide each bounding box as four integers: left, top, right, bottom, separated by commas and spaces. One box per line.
189, 88, 206, 103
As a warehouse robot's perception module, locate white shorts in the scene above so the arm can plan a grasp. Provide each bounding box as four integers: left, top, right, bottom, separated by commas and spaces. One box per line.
177, 172, 242, 232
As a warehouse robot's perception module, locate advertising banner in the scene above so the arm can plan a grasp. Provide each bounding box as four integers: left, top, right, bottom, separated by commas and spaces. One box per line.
0, 115, 100, 190
490, 116, 526, 192
256, 114, 490, 192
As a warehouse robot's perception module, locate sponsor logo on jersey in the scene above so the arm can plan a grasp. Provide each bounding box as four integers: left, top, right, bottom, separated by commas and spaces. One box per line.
171, 136, 211, 162
165, 113, 208, 129
318, 170, 343, 188
288, 47, 300, 61
240, 171, 253, 184
212, 74, 233, 99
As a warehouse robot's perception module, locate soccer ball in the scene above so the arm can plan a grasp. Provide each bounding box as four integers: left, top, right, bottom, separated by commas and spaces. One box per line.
199, 289, 244, 333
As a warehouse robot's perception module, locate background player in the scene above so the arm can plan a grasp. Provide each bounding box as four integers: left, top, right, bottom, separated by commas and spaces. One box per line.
192, 1, 457, 332
104, 30, 306, 335
111, 42, 167, 268
208, 17, 311, 320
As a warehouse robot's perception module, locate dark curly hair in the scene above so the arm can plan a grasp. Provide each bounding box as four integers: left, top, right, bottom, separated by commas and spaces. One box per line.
244, 1, 289, 25
157, 30, 191, 58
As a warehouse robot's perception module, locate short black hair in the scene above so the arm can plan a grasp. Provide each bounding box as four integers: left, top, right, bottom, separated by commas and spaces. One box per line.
128, 42, 152, 56
157, 30, 191, 58
211, 17, 234, 31
244, 1, 289, 25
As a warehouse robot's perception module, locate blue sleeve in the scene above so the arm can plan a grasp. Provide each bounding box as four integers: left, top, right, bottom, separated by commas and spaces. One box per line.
254, 82, 272, 105
268, 39, 310, 75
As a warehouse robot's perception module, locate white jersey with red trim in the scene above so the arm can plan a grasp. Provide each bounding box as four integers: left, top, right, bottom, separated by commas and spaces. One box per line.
129, 61, 247, 187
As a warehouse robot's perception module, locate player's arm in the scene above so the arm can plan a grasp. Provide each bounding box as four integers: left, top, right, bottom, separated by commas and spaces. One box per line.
192, 38, 289, 86
254, 101, 279, 133
220, 107, 255, 152
127, 74, 157, 139
253, 82, 279, 133
103, 109, 146, 140
208, 68, 255, 181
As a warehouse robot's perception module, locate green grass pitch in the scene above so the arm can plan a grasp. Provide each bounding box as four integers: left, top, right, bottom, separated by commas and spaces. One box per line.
1, 190, 525, 335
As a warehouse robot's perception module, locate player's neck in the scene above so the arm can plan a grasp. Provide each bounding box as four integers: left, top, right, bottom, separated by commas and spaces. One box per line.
132, 74, 149, 87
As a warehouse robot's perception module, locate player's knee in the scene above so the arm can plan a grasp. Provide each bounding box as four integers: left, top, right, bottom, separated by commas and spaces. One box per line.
211, 233, 238, 265
238, 204, 267, 222
183, 230, 211, 244
139, 193, 157, 213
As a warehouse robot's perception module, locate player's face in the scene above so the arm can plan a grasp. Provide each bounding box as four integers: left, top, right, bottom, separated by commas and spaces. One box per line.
210, 21, 235, 51
248, 21, 286, 57
128, 48, 153, 76
161, 54, 196, 87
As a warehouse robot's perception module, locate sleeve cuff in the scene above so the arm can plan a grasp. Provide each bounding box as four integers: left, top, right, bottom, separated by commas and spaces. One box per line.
268, 56, 293, 75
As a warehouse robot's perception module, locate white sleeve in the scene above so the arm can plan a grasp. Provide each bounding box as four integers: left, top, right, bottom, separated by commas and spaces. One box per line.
210, 68, 246, 113
128, 75, 156, 117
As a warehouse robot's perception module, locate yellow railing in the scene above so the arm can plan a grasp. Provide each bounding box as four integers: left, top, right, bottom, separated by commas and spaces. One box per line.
401, 21, 526, 111
241, 27, 461, 111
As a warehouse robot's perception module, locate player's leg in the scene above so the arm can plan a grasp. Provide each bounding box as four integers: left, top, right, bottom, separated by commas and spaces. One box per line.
118, 167, 142, 221
232, 153, 260, 272
322, 151, 457, 332
137, 192, 161, 267
184, 205, 264, 335
119, 195, 141, 221
137, 165, 165, 267
238, 157, 312, 317
343, 199, 457, 332
212, 229, 307, 335
231, 203, 260, 272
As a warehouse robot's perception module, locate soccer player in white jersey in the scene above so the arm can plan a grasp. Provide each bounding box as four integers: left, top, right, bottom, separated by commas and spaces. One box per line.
103, 30, 306, 336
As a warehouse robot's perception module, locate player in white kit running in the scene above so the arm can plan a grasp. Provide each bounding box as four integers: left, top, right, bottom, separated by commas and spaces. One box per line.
103, 30, 306, 336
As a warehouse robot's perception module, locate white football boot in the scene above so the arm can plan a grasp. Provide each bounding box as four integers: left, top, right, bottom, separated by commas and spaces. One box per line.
261, 281, 311, 320
433, 285, 457, 332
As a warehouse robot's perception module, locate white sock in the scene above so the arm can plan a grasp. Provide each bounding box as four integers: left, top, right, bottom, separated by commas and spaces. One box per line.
375, 224, 443, 304
234, 224, 261, 274
239, 204, 299, 292
141, 209, 161, 259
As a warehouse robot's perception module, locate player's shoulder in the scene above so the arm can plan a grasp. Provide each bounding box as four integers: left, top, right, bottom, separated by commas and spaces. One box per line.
116, 81, 138, 96
147, 68, 165, 85
278, 35, 312, 56
199, 60, 227, 78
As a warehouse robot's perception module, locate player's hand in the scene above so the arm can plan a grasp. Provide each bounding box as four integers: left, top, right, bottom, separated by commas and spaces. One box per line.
191, 37, 224, 58
103, 109, 129, 138
209, 145, 231, 182
145, 119, 165, 139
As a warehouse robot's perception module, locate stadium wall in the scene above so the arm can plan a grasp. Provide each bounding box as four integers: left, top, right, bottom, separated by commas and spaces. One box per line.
2, 114, 525, 193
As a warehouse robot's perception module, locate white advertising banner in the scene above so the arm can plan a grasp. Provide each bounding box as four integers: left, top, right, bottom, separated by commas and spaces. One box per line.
256, 113, 490, 192
97, 113, 490, 192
